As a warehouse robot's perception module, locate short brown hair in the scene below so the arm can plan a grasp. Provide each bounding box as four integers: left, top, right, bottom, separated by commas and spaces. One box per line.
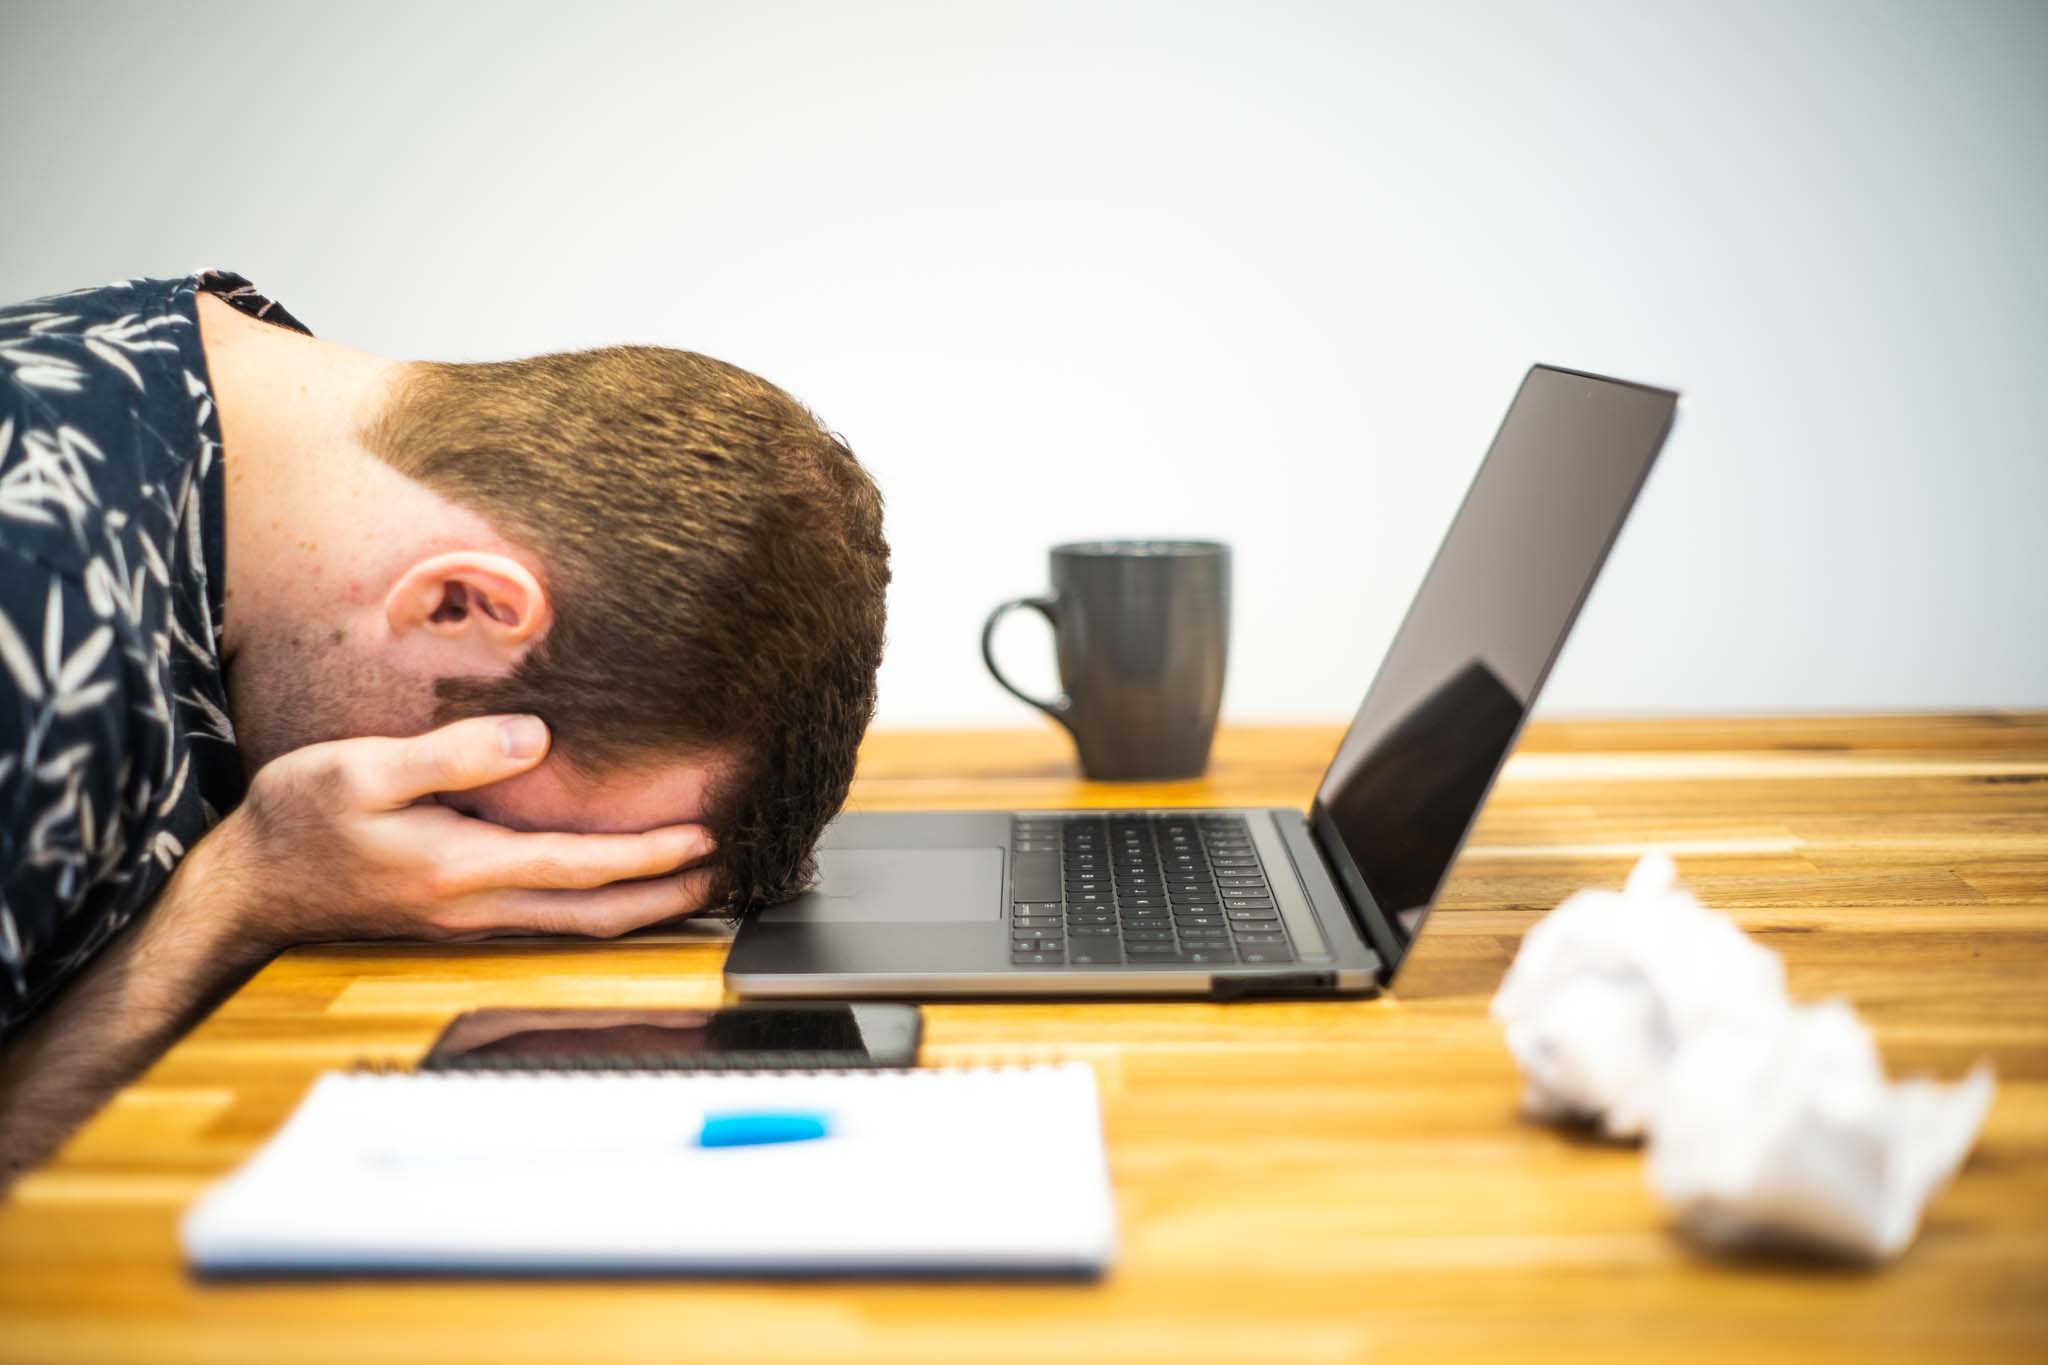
364, 346, 889, 912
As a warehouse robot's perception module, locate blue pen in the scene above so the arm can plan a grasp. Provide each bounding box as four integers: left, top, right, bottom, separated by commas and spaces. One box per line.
696, 1110, 834, 1148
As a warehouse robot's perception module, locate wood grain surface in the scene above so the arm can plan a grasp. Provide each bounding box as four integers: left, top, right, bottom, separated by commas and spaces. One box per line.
1, 713, 2044, 1364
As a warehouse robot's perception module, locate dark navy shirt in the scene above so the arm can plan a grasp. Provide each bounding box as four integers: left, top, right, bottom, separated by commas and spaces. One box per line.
0, 272, 308, 1042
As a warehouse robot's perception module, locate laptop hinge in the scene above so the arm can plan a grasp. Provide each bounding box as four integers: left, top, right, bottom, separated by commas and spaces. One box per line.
1303, 805, 1406, 976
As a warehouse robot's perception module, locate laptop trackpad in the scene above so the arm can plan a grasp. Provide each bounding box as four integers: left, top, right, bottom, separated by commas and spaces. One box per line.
756, 847, 1003, 924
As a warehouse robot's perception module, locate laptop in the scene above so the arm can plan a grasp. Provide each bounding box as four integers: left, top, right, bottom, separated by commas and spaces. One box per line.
726, 365, 1679, 1001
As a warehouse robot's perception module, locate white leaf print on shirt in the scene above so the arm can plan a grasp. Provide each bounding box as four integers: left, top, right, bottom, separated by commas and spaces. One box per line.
0, 606, 43, 702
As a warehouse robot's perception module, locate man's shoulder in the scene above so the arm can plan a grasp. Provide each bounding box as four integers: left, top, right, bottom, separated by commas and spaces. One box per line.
0, 275, 214, 576
0, 275, 198, 370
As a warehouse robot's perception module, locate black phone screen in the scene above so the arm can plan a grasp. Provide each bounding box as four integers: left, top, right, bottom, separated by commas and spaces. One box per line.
418, 1004, 922, 1071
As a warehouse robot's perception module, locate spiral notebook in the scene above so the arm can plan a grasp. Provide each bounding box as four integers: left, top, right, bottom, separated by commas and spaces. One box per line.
181, 1063, 1115, 1277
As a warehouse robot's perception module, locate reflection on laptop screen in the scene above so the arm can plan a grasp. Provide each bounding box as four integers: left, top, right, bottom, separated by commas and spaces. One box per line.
1311, 366, 1677, 969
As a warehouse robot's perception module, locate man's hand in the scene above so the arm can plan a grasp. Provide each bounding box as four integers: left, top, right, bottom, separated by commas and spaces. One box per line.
212, 714, 720, 952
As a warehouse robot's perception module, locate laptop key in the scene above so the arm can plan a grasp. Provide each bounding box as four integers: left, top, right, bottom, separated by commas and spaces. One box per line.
1122, 929, 1175, 942
1238, 946, 1296, 964
1011, 951, 1065, 966
1183, 949, 1237, 964
1012, 916, 1062, 929
1067, 947, 1125, 966
1232, 930, 1289, 943
1067, 925, 1119, 939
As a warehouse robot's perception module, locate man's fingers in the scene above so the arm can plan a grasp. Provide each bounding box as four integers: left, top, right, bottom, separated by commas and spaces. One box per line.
441, 823, 716, 894
467, 866, 724, 940
352, 715, 552, 808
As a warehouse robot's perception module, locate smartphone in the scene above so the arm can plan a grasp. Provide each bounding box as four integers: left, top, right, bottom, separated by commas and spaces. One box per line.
417, 1003, 922, 1072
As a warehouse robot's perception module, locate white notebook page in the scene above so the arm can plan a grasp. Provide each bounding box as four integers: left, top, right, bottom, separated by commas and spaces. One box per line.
182, 1063, 1115, 1276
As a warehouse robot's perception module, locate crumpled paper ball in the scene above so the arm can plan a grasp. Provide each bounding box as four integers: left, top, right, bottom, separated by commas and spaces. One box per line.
1488, 852, 1786, 1138
1490, 852, 1995, 1260
1648, 998, 1995, 1260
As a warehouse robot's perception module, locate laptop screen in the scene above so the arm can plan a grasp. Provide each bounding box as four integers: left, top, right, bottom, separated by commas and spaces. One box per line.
1310, 366, 1677, 971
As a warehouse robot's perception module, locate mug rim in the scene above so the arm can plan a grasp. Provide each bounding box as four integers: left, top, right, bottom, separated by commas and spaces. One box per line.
1052, 538, 1229, 559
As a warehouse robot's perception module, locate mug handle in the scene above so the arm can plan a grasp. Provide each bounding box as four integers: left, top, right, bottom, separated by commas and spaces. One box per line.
980, 596, 1075, 733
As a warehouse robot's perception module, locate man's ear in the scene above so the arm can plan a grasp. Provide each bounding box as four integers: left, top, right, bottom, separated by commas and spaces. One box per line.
383, 552, 552, 670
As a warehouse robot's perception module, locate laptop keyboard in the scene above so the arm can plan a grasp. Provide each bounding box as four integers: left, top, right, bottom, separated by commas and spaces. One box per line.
1009, 813, 1297, 967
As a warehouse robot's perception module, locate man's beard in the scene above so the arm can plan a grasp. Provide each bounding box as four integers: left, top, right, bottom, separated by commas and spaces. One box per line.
224, 626, 435, 777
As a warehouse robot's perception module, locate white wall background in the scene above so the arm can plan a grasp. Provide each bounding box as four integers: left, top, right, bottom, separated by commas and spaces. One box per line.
4, 0, 2043, 727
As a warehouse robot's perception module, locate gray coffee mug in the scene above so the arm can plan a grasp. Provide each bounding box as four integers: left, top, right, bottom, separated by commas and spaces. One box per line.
981, 540, 1231, 781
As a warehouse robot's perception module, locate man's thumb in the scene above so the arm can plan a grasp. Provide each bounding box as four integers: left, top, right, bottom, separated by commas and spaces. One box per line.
366, 714, 552, 807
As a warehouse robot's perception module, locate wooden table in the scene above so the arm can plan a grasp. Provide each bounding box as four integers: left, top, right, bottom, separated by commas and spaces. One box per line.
2, 714, 2045, 1364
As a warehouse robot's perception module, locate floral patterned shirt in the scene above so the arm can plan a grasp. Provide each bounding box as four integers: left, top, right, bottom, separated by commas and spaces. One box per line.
0, 272, 308, 1043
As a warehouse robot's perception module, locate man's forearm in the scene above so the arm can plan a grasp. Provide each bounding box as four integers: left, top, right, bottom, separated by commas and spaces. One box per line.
0, 829, 269, 1192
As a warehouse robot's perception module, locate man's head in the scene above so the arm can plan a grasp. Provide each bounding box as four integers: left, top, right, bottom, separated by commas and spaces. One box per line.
230, 341, 889, 913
